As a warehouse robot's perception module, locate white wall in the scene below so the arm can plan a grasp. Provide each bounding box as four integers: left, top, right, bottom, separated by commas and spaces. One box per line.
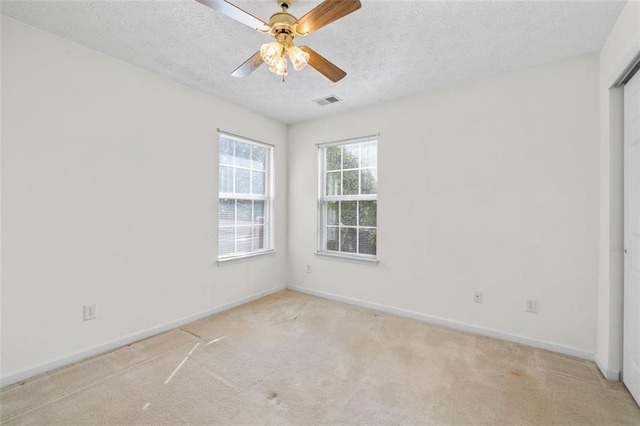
288, 55, 601, 357
1, 16, 288, 383
597, 0, 640, 380
2, 5, 631, 386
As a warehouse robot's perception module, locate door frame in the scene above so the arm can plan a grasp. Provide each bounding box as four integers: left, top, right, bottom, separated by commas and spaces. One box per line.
621, 62, 640, 405
598, 42, 640, 383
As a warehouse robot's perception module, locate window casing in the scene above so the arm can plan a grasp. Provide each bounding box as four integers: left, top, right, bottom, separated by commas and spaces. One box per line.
318, 137, 377, 259
218, 132, 274, 260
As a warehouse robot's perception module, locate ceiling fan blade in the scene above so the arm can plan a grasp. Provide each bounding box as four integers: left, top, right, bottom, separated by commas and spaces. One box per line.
294, 0, 361, 35
195, 0, 269, 31
231, 51, 264, 77
300, 46, 346, 82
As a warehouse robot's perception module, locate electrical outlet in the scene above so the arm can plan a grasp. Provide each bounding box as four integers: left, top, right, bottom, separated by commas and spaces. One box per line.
473, 291, 483, 304
306, 264, 312, 274
84, 304, 97, 321
526, 299, 537, 313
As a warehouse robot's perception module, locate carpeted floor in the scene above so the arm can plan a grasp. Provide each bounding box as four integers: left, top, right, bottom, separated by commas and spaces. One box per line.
1, 290, 639, 425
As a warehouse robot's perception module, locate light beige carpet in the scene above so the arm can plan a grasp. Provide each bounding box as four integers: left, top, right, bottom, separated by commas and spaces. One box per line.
1, 290, 639, 425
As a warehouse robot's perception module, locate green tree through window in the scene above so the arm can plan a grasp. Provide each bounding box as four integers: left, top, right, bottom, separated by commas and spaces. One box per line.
319, 139, 377, 257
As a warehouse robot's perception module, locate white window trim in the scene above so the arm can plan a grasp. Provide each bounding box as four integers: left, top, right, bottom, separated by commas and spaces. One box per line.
315, 250, 379, 264
316, 134, 378, 262
217, 130, 275, 261
217, 249, 276, 265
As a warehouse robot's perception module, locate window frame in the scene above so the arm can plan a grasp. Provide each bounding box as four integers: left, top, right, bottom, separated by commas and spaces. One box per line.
217, 131, 275, 262
317, 135, 378, 262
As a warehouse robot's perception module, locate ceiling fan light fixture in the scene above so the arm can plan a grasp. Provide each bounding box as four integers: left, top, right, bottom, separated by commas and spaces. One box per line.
260, 41, 284, 67
269, 55, 288, 76
202, 0, 361, 82
287, 45, 309, 71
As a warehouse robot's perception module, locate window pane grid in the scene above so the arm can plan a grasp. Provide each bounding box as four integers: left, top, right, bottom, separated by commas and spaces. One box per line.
219, 135, 272, 259
319, 139, 377, 257
219, 198, 268, 257
322, 200, 377, 255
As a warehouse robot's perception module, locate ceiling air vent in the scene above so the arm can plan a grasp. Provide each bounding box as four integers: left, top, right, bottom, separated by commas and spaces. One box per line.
313, 95, 342, 106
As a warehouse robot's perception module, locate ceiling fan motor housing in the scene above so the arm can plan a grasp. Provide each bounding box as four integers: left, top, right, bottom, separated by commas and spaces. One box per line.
269, 11, 297, 40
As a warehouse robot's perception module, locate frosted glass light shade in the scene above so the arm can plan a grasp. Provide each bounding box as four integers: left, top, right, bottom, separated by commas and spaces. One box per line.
260, 42, 283, 67
269, 55, 288, 76
287, 45, 310, 71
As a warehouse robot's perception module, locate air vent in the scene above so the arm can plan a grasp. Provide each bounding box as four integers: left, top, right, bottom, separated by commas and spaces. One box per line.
313, 95, 342, 106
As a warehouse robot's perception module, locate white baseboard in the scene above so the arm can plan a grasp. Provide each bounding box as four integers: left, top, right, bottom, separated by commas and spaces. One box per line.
0, 285, 286, 388
594, 353, 621, 381
289, 285, 595, 362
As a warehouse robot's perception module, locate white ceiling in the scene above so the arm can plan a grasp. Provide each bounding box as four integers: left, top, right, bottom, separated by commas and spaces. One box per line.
1, 0, 626, 124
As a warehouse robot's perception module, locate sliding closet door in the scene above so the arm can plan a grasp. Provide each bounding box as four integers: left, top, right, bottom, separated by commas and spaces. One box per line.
624, 69, 640, 405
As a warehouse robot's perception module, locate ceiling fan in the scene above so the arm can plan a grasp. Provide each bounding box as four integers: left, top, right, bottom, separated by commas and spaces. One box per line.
195, 0, 362, 82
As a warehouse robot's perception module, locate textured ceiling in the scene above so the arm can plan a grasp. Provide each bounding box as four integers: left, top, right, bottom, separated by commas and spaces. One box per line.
1, 0, 626, 124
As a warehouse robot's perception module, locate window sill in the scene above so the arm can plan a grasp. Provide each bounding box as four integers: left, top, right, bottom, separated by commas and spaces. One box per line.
217, 250, 276, 266
315, 251, 378, 265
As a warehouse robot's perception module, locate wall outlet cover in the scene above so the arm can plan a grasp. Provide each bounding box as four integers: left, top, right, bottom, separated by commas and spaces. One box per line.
526, 299, 538, 313
84, 304, 97, 321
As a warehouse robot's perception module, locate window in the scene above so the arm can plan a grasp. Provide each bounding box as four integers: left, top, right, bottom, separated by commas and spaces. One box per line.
218, 132, 273, 260
318, 137, 377, 259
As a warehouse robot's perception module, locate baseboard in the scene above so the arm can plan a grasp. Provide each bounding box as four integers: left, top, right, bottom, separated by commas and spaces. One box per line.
289, 285, 595, 362
594, 353, 621, 381
0, 285, 286, 388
